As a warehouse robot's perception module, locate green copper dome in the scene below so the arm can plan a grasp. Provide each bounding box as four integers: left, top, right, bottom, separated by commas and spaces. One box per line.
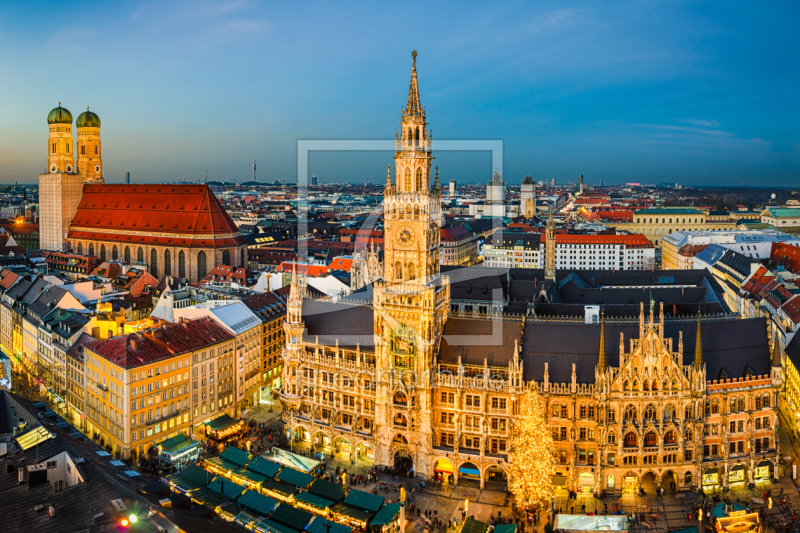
76, 108, 101, 128
47, 104, 73, 124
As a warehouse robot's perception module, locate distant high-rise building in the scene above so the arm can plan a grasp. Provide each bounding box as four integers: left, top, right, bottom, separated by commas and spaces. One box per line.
125, 172, 130, 184
551, 178, 557, 187
310, 175, 317, 186
449, 180, 456, 195
600, 179, 604, 187
486, 170, 506, 204
577, 174, 584, 194
521, 176, 537, 216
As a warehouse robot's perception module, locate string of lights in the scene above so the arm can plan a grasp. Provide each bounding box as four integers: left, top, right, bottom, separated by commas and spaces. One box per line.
508, 386, 555, 511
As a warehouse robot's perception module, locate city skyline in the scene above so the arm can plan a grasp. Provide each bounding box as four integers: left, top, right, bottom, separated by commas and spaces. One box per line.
1, 1, 799, 185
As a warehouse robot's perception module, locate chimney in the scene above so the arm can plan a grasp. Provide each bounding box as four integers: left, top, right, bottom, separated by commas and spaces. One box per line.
129, 338, 138, 350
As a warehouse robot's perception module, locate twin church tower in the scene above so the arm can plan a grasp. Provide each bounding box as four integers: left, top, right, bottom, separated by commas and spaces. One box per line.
40, 104, 105, 251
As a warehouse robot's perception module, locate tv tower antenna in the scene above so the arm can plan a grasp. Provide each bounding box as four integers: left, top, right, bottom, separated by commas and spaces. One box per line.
253, 155, 257, 182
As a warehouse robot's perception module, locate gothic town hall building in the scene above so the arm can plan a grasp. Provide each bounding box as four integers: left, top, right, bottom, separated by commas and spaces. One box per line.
279, 53, 781, 495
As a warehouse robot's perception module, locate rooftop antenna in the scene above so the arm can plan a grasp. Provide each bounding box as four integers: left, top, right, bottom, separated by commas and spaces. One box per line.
253, 155, 257, 183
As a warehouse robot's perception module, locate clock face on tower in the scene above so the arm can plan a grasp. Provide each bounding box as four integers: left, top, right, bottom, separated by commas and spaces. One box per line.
397, 226, 414, 246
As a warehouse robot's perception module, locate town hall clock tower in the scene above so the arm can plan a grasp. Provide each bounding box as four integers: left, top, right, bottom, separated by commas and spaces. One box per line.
372, 52, 450, 475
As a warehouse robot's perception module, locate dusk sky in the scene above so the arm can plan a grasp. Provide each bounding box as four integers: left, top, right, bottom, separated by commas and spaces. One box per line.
1, 1, 798, 186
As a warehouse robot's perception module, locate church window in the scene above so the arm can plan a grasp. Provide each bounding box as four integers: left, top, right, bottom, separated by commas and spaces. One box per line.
404, 168, 411, 191
408, 263, 416, 281
81, 145, 85, 155
222, 250, 231, 266
150, 249, 158, 277
66, 144, 70, 153
88, 243, 94, 256
100, 244, 106, 261
179, 251, 186, 278
416, 168, 423, 191
624, 405, 637, 424
197, 251, 207, 279
644, 404, 656, 421
52, 143, 56, 154
95, 145, 98, 155
111, 245, 118, 260
164, 249, 171, 276
395, 262, 402, 281
124, 247, 130, 264
77, 243, 83, 255
240, 248, 246, 267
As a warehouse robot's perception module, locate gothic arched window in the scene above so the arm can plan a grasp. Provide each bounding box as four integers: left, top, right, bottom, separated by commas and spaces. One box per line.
81, 145, 85, 155
240, 248, 246, 267
179, 251, 186, 278
164, 249, 171, 276
404, 168, 412, 191
124, 246, 131, 264
644, 404, 656, 421
111, 245, 118, 260
100, 244, 106, 261
408, 263, 416, 281
52, 143, 56, 154
150, 249, 158, 277
77, 243, 83, 255
95, 145, 98, 155
395, 262, 402, 281
197, 251, 207, 279
222, 250, 230, 266
88, 243, 94, 257
137, 247, 144, 263
416, 168, 423, 191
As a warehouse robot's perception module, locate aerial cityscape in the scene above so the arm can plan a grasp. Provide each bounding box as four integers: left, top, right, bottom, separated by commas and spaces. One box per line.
1, 2, 799, 533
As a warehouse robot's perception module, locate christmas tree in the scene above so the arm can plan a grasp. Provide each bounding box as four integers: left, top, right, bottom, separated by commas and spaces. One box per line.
508, 385, 555, 510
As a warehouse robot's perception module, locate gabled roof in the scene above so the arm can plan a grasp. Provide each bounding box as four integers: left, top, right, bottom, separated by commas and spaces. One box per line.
70, 184, 240, 236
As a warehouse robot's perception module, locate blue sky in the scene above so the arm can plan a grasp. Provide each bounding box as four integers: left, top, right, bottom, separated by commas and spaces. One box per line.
1, 0, 798, 186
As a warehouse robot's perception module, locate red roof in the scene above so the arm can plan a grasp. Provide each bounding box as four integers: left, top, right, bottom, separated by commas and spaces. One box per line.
68, 184, 245, 247
200, 265, 256, 285
772, 242, 800, 274
88, 317, 234, 369
328, 257, 353, 272
595, 210, 634, 222
0, 269, 19, 290
555, 234, 653, 248
276, 262, 329, 277
781, 295, 800, 324
440, 226, 471, 242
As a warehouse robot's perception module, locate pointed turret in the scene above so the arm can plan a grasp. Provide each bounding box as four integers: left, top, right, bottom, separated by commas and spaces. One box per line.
434, 166, 440, 189
772, 333, 782, 367
386, 166, 392, 189
544, 210, 556, 281
694, 312, 703, 371
404, 50, 423, 118
598, 313, 607, 371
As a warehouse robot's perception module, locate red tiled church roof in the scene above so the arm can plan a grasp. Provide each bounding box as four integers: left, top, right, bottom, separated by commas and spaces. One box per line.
68, 184, 245, 246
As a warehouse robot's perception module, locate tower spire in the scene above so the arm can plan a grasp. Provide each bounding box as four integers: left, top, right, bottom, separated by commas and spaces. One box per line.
253, 155, 257, 182
404, 50, 423, 118
598, 313, 607, 371
544, 210, 556, 281
434, 166, 440, 189
772, 332, 782, 367
386, 166, 392, 188
694, 310, 703, 371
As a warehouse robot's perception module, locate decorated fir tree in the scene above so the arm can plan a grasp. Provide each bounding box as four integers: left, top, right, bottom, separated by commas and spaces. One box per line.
508, 385, 555, 510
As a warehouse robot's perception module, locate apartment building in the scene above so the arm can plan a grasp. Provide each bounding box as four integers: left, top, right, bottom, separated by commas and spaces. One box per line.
662, 230, 800, 270
616, 207, 737, 247
84, 318, 234, 460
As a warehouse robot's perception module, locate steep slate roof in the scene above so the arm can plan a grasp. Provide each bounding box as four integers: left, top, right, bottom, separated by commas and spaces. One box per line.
89, 317, 234, 369
522, 318, 770, 383
68, 184, 245, 248
439, 317, 523, 367
301, 301, 375, 350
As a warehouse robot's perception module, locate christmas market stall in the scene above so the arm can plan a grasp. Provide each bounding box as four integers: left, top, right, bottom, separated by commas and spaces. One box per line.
712, 503, 760, 533
236, 489, 278, 518
330, 490, 385, 530
459, 517, 488, 533
293, 492, 335, 517
165, 464, 215, 493
254, 518, 298, 533
159, 433, 200, 465
275, 466, 315, 490
308, 479, 348, 503
194, 477, 246, 520
307, 516, 354, 533
270, 502, 314, 532
368, 503, 402, 533
204, 413, 244, 440
261, 477, 301, 503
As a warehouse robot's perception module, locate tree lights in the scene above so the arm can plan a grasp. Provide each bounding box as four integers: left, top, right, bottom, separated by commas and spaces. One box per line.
508, 386, 555, 510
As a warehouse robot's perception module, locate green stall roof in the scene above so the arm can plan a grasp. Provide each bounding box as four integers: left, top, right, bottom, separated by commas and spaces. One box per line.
208, 477, 246, 499
271, 503, 314, 531
308, 479, 347, 502
204, 457, 242, 474
166, 464, 214, 491
159, 433, 199, 455
237, 489, 278, 516
294, 492, 334, 510
262, 478, 300, 498
248, 456, 283, 478
205, 413, 241, 432
275, 467, 314, 489
460, 517, 488, 533
255, 519, 299, 533
343, 490, 384, 512
220, 446, 252, 468
306, 517, 353, 533
370, 503, 401, 527
330, 503, 375, 522
234, 468, 268, 486
494, 525, 516, 533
